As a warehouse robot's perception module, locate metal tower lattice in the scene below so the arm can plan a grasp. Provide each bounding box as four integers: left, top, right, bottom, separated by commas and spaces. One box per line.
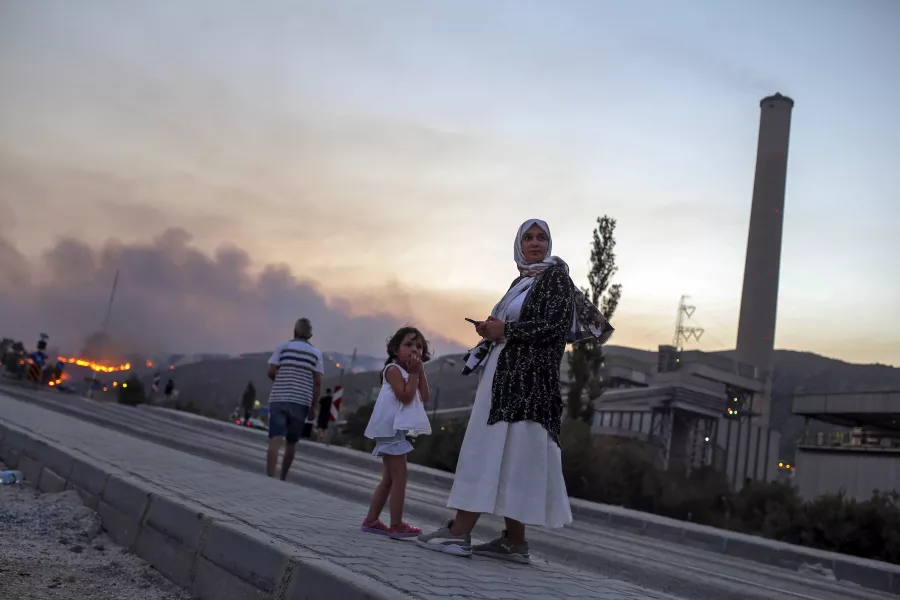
673, 295, 705, 350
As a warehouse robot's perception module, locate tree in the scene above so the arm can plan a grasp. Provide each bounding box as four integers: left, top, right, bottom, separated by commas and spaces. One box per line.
408, 422, 468, 473
566, 216, 623, 422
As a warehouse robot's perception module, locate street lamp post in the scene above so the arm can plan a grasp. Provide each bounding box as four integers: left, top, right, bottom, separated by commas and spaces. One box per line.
430, 357, 456, 425
431, 387, 441, 423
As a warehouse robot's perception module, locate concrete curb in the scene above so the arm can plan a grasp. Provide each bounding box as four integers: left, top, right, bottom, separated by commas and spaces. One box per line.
0, 420, 412, 600
140, 405, 900, 594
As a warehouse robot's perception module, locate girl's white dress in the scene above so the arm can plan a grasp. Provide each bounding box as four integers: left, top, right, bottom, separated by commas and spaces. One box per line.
446, 292, 572, 528
365, 363, 431, 457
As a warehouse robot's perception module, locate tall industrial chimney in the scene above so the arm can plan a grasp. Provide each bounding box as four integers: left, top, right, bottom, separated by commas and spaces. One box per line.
735, 93, 794, 427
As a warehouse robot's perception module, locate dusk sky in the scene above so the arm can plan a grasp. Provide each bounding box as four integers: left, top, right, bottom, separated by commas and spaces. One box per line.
1, 1, 898, 364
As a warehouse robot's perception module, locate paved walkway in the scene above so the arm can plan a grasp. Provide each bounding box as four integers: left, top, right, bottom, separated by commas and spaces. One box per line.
0, 393, 680, 600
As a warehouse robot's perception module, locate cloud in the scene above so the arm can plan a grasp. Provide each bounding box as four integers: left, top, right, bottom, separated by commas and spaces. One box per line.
0, 233, 29, 289
0, 227, 470, 358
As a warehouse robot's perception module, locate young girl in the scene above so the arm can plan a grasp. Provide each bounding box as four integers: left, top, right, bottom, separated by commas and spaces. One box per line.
361, 327, 432, 539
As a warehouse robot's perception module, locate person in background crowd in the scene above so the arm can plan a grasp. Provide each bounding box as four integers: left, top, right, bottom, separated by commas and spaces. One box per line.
316, 387, 334, 442
241, 380, 257, 421
265, 318, 324, 480
164, 379, 175, 404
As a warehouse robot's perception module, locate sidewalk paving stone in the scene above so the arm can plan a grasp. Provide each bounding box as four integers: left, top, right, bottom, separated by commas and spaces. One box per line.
0, 393, 681, 600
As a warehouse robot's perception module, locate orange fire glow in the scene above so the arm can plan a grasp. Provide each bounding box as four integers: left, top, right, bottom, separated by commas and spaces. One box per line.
47, 372, 69, 386
145, 360, 154, 368
57, 356, 132, 373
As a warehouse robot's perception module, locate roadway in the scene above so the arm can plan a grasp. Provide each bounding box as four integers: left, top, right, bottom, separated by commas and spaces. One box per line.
1, 383, 895, 600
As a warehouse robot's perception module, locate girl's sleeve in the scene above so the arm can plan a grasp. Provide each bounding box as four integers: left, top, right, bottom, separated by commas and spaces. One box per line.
504, 266, 573, 346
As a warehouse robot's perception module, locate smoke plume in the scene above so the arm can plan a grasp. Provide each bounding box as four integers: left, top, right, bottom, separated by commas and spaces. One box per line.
0, 228, 467, 358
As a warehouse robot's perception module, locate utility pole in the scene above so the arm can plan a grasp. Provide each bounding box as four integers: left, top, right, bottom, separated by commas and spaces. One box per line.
339, 347, 357, 386
101, 269, 120, 332
88, 269, 119, 400
430, 357, 456, 424
673, 295, 704, 350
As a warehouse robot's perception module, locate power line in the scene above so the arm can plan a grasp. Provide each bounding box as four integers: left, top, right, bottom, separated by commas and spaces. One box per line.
687, 321, 732, 350
101, 269, 120, 333
689, 312, 740, 350
626, 322, 678, 347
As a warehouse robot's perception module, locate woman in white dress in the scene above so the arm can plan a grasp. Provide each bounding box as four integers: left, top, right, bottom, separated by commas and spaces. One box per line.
417, 219, 614, 563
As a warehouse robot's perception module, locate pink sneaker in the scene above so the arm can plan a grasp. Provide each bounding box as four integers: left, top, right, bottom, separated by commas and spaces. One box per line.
361, 518, 390, 536
388, 521, 422, 539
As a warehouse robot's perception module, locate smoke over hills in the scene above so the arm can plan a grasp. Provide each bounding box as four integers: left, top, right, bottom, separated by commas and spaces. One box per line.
0, 227, 467, 358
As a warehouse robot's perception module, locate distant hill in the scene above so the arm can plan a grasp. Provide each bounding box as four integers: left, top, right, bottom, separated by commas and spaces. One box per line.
137, 349, 397, 418
155, 345, 900, 461
331, 355, 472, 411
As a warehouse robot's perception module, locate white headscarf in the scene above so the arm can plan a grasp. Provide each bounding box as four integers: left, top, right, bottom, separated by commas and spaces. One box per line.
513, 219, 568, 278
491, 219, 562, 321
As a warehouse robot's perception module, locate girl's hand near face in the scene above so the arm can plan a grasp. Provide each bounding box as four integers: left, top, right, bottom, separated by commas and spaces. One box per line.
406, 353, 422, 374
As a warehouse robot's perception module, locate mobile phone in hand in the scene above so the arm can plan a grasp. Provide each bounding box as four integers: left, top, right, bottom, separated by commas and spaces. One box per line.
465, 318, 481, 326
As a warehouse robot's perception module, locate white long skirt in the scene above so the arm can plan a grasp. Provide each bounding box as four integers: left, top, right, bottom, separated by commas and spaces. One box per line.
446, 342, 572, 528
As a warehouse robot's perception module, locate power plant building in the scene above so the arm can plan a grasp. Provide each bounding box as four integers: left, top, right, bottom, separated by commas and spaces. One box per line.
589, 94, 795, 488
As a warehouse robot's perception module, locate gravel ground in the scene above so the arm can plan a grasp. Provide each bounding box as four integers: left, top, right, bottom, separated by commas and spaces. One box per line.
0, 461, 188, 600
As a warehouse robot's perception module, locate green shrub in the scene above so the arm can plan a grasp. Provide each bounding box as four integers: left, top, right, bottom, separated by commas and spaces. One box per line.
865, 492, 900, 563
732, 480, 805, 540
174, 398, 203, 415
792, 491, 900, 562
561, 419, 662, 512
408, 422, 467, 472
343, 402, 375, 453
656, 467, 733, 527
559, 418, 597, 499
800, 491, 860, 553
328, 431, 348, 447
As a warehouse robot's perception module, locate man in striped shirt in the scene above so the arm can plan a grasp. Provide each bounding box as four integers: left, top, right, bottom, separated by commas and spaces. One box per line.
265, 318, 325, 480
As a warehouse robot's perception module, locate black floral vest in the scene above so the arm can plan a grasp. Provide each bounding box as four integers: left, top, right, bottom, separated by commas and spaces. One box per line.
488, 263, 574, 446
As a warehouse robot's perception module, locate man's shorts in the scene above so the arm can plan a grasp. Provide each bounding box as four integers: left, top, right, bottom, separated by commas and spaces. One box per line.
316, 411, 330, 430
268, 402, 310, 444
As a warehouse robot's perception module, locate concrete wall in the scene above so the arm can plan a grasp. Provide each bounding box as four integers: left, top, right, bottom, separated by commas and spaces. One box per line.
794, 447, 900, 501
793, 390, 900, 416
718, 417, 780, 487
593, 408, 781, 488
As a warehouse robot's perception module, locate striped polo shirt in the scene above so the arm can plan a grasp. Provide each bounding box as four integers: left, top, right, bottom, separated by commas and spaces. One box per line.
267, 339, 324, 406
